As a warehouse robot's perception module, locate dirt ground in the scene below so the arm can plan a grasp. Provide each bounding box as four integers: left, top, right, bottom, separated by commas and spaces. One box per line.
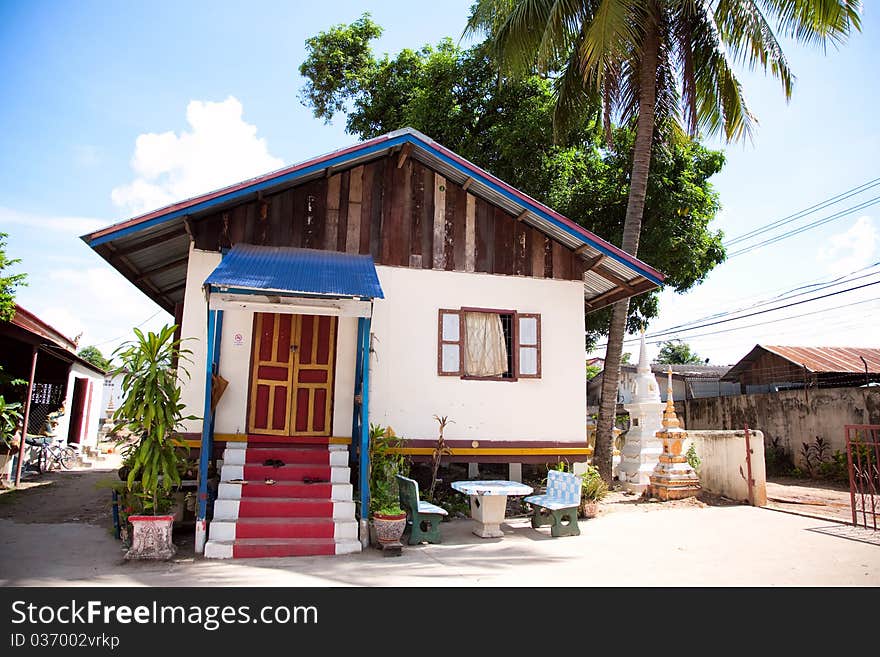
0, 463, 120, 526
765, 475, 853, 523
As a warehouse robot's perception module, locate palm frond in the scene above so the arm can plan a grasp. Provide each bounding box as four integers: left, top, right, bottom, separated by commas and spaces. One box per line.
577, 0, 644, 90
715, 0, 794, 99
758, 0, 862, 49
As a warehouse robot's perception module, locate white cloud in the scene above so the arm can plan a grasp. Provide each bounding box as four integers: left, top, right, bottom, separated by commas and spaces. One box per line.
111, 96, 283, 215
17, 266, 172, 357
0, 206, 107, 235
818, 215, 878, 275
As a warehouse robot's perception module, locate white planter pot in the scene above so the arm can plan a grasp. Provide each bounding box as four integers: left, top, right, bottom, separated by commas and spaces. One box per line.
125, 515, 177, 560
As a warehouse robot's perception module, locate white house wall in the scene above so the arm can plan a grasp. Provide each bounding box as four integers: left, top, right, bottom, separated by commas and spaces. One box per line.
178, 246, 221, 434
56, 362, 105, 447
369, 266, 586, 443
178, 251, 586, 445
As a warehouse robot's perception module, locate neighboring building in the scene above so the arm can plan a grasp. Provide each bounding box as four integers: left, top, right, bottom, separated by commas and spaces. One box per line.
82, 128, 664, 557
0, 305, 106, 453
721, 345, 880, 393
588, 362, 737, 410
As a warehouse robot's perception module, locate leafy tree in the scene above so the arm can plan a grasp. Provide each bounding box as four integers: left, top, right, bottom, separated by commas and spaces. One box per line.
586, 363, 602, 381
298, 19, 724, 342
656, 340, 704, 365
77, 345, 111, 371
0, 232, 27, 322
468, 0, 861, 482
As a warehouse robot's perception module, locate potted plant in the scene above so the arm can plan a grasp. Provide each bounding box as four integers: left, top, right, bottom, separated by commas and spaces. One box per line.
578, 464, 609, 518
0, 395, 23, 487
368, 424, 409, 546
111, 325, 196, 560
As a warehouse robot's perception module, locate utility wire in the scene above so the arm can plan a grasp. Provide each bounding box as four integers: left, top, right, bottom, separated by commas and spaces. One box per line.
650, 262, 880, 336
593, 280, 880, 349
724, 176, 880, 246
727, 195, 880, 257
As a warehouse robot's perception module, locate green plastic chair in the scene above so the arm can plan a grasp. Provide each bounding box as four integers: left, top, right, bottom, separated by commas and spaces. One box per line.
396, 475, 448, 545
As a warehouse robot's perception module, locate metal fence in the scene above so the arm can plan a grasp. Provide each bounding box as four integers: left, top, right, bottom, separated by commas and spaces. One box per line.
845, 425, 880, 531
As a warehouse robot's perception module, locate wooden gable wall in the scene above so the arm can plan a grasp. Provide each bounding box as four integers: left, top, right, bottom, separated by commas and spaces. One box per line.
191, 153, 586, 282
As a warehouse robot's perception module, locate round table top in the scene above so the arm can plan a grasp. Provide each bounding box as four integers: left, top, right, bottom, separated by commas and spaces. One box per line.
451, 480, 534, 496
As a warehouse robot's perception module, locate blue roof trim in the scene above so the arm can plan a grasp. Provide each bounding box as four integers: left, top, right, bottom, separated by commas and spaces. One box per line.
204, 244, 385, 299
87, 135, 409, 247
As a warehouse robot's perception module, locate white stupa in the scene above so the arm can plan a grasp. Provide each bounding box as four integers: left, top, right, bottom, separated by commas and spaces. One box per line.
617, 331, 664, 492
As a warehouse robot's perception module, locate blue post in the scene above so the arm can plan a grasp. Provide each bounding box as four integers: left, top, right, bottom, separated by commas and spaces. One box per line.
358, 317, 372, 526
196, 308, 223, 553
350, 319, 365, 466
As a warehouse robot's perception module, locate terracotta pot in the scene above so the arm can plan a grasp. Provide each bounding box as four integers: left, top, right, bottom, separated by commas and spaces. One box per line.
579, 501, 600, 519
372, 513, 407, 544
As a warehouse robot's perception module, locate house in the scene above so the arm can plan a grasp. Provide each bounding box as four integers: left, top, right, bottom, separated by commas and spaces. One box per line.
0, 305, 106, 482
81, 128, 664, 557
721, 345, 880, 393
587, 362, 737, 411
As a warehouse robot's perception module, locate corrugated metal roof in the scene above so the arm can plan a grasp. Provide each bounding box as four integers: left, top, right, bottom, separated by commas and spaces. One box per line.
204, 244, 384, 299
763, 346, 880, 373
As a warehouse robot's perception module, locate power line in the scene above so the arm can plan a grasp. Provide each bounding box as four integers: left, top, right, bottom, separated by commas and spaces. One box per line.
90, 310, 165, 348
638, 297, 879, 347
727, 195, 880, 257
724, 176, 880, 246
650, 261, 880, 336
594, 280, 880, 349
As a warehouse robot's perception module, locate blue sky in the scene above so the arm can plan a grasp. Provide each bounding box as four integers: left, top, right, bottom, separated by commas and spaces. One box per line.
1, 1, 877, 365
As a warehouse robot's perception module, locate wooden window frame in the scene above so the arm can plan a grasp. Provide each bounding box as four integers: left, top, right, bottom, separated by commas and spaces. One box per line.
517, 313, 542, 379
437, 308, 463, 376
437, 307, 543, 382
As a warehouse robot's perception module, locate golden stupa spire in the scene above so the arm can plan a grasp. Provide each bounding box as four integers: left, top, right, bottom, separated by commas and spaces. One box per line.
661, 366, 681, 429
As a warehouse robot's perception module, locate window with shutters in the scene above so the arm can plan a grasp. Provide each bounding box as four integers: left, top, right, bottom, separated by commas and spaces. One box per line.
437, 308, 541, 380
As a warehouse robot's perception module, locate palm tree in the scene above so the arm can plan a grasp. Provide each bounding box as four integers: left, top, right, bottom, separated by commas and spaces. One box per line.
467, 0, 861, 482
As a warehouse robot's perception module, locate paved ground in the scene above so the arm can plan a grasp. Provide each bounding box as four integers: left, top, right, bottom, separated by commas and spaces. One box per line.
0, 464, 877, 587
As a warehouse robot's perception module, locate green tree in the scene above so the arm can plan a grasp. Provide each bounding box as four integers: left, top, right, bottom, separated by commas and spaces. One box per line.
656, 340, 704, 365
298, 19, 724, 342
77, 345, 111, 371
0, 232, 27, 322
468, 0, 861, 482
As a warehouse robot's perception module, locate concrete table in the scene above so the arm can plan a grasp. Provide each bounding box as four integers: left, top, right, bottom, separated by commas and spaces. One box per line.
451, 480, 534, 538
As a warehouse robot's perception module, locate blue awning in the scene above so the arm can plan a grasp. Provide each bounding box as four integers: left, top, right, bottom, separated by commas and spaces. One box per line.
204, 244, 384, 299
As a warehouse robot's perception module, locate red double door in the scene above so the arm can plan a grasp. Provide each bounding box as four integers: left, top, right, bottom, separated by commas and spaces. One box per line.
248, 313, 337, 437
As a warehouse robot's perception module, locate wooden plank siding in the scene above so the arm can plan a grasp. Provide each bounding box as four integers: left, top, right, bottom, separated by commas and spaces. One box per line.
191, 153, 587, 283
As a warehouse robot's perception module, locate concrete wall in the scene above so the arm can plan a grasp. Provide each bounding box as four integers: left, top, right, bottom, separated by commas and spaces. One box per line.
178, 251, 586, 443
680, 387, 880, 466
682, 430, 767, 506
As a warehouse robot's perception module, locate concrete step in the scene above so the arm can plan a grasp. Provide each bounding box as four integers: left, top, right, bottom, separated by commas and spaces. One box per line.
217, 481, 352, 501
204, 537, 361, 559
213, 498, 355, 520
209, 517, 358, 541
222, 447, 348, 466
220, 463, 349, 483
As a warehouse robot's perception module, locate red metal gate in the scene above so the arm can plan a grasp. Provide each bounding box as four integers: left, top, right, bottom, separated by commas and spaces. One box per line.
845, 425, 880, 530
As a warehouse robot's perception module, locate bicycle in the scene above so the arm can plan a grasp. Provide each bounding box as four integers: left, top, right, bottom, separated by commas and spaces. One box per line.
24, 435, 78, 472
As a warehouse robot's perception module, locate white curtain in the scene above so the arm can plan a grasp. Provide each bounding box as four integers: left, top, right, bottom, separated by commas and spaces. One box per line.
464, 312, 508, 377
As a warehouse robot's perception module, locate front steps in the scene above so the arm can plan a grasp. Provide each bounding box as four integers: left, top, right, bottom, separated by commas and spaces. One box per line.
204, 442, 361, 559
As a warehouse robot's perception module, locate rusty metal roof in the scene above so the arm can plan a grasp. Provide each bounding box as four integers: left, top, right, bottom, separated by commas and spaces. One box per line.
763, 346, 880, 373
80, 128, 664, 313
722, 344, 880, 381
